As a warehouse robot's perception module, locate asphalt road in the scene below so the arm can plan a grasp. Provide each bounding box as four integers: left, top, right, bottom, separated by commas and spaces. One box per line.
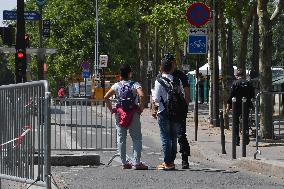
48, 107, 284, 189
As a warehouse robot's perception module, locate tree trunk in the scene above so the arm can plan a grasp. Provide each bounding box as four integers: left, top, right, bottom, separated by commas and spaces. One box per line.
208, 22, 214, 126
250, 12, 260, 79
171, 21, 181, 68
237, 30, 249, 74
153, 26, 160, 76
139, 22, 149, 107
233, 2, 256, 76
207, 0, 213, 126
227, 20, 234, 129
219, 3, 229, 129
258, 0, 273, 139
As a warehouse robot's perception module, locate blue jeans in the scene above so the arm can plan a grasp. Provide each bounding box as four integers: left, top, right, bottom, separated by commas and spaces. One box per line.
115, 113, 142, 165
157, 110, 181, 164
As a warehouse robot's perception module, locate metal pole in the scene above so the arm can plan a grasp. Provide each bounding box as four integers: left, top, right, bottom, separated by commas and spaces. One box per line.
232, 97, 237, 159
254, 93, 261, 159
220, 110, 226, 154
37, 6, 44, 80
194, 55, 199, 141
213, 0, 219, 127
206, 67, 209, 103
44, 91, 51, 189
94, 0, 99, 78
16, 0, 26, 83
102, 68, 105, 106
242, 97, 247, 157
84, 78, 87, 98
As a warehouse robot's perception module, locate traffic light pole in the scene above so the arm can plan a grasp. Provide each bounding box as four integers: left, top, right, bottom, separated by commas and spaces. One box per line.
15, 0, 26, 83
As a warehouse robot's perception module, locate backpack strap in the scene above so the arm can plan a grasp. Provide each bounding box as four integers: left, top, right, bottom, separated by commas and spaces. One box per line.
129, 81, 137, 101
157, 77, 172, 93
157, 77, 172, 111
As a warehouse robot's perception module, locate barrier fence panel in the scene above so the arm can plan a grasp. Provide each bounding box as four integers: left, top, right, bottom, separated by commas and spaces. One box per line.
0, 81, 51, 189
51, 98, 117, 151
254, 91, 284, 159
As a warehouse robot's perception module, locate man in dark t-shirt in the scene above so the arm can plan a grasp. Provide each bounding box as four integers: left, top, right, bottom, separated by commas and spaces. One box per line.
157, 53, 191, 169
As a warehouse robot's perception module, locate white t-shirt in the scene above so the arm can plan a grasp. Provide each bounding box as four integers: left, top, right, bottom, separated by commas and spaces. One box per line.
111, 80, 142, 105
153, 73, 184, 114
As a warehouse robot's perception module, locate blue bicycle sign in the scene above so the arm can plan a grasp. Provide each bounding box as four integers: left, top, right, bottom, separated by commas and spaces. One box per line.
188, 35, 207, 54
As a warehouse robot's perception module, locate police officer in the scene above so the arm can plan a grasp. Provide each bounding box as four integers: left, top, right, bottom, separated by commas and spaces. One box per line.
156, 53, 191, 169
227, 69, 255, 145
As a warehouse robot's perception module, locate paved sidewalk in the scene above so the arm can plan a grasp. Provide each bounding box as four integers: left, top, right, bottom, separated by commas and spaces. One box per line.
185, 103, 284, 178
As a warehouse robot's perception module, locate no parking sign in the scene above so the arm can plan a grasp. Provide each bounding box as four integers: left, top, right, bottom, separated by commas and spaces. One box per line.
186, 2, 211, 27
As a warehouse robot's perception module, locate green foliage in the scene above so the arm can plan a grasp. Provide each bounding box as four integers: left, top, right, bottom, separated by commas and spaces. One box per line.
25, 0, 143, 92
0, 53, 14, 85
21, 0, 283, 93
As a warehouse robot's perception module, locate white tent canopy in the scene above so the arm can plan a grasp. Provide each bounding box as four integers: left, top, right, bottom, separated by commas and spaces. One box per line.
188, 56, 237, 75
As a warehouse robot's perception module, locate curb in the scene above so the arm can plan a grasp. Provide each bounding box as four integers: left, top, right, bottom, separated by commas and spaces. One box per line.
235, 158, 284, 177
34, 153, 100, 166
190, 141, 284, 177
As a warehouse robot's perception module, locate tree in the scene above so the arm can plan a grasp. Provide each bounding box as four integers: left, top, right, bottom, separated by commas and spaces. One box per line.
230, 0, 256, 74
219, 1, 230, 129
0, 55, 14, 85
257, 0, 284, 138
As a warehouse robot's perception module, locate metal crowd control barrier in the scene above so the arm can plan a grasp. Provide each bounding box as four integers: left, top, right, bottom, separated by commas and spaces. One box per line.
0, 81, 51, 189
254, 91, 284, 159
51, 98, 117, 151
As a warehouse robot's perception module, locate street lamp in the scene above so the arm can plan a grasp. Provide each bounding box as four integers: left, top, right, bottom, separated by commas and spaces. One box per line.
94, 0, 99, 79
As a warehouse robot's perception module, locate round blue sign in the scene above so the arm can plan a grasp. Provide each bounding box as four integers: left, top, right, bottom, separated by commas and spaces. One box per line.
82, 70, 90, 78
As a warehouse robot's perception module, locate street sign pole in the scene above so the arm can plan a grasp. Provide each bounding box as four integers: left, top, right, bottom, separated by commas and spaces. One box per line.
194, 55, 200, 141
185, 2, 211, 140
84, 78, 87, 98
37, 5, 44, 80
213, 0, 220, 127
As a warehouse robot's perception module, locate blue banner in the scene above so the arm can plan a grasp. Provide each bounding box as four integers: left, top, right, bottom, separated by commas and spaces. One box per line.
3, 10, 40, 21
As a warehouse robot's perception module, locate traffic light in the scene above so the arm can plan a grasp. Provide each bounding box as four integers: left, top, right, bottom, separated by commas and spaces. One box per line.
15, 49, 27, 83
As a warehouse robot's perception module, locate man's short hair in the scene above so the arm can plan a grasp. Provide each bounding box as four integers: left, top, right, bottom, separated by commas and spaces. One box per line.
236, 69, 243, 77
164, 53, 175, 63
161, 58, 173, 73
120, 64, 132, 79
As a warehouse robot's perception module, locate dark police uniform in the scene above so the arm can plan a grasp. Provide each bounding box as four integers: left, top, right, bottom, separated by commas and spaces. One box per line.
227, 78, 254, 145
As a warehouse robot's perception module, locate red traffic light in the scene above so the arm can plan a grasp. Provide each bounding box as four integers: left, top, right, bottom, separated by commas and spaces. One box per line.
16, 51, 24, 59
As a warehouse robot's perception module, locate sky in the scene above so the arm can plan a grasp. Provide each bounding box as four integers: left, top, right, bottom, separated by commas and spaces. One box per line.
0, 0, 17, 26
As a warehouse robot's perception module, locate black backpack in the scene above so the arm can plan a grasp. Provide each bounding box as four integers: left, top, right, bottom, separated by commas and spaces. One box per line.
157, 77, 187, 123
117, 81, 137, 112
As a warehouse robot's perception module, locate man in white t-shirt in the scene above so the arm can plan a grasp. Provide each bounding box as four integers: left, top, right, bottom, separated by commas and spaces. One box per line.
153, 58, 183, 170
